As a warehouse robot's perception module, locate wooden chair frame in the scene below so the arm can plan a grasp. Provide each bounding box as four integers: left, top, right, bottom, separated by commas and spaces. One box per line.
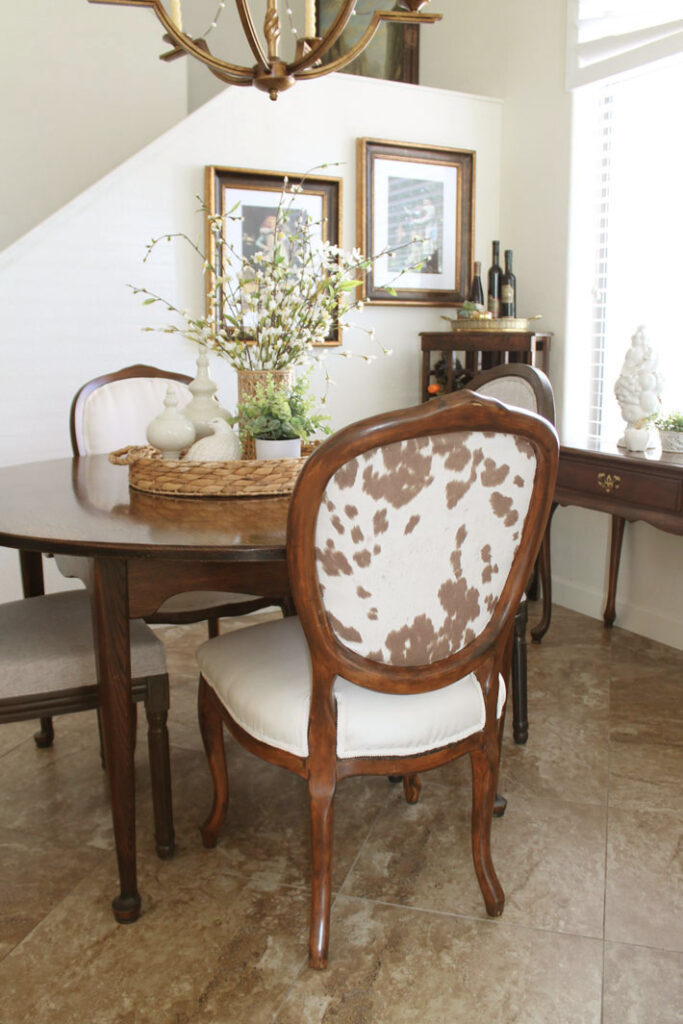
465, 363, 556, 744
198, 390, 559, 968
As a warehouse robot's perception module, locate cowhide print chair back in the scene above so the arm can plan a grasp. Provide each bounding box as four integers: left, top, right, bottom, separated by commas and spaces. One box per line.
196, 390, 559, 968
465, 363, 556, 745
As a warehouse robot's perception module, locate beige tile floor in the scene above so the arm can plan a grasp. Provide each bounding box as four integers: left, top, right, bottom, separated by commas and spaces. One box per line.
0, 603, 681, 1023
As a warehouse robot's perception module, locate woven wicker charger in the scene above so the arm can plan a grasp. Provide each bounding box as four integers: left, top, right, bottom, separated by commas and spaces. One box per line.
110, 445, 311, 498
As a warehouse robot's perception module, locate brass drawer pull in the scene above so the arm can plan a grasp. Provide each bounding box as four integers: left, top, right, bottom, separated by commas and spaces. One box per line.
597, 472, 621, 493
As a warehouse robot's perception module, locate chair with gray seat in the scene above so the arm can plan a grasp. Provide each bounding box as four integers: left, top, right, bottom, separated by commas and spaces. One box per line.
0, 589, 174, 858
465, 363, 556, 744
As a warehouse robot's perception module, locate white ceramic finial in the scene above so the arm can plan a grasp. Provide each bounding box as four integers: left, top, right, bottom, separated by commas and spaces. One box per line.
182, 349, 230, 439
146, 385, 196, 459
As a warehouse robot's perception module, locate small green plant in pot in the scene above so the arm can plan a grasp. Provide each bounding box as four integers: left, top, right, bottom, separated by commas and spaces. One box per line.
655, 412, 683, 453
234, 374, 331, 460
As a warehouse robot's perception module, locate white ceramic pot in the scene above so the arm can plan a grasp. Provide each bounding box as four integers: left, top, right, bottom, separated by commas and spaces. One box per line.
659, 430, 683, 453
255, 437, 302, 460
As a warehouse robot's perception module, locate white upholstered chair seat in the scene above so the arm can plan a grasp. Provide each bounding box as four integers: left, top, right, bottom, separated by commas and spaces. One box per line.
0, 591, 166, 699
156, 591, 263, 614
197, 615, 505, 760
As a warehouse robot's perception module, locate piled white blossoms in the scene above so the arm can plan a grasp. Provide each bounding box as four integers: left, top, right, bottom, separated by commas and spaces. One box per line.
132, 175, 400, 375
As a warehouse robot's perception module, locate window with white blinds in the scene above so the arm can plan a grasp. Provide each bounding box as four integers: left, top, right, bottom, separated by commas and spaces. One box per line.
573, 56, 683, 444
566, 0, 683, 88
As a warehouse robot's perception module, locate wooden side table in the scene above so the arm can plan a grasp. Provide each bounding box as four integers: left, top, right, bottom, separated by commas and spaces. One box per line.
420, 330, 552, 401
532, 440, 683, 640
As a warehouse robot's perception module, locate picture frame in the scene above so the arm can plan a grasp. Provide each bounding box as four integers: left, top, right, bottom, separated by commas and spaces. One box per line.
205, 166, 343, 345
356, 139, 475, 306
316, 1, 420, 84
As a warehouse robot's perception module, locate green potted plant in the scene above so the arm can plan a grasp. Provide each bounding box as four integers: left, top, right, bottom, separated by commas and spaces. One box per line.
655, 412, 683, 452
234, 374, 331, 460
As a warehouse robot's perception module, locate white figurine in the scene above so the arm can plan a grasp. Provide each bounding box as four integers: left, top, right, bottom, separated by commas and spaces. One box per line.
146, 385, 196, 460
614, 325, 663, 451
184, 417, 241, 462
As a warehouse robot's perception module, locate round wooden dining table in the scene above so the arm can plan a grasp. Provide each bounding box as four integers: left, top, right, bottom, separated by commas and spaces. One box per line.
0, 455, 291, 922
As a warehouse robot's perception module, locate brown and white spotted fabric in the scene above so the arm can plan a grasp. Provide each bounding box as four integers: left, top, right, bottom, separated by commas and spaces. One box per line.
314, 430, 537, 666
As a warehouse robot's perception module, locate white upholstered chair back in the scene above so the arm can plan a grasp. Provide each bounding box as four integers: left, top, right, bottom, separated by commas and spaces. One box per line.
474, 376, 539, 413
74, 377, 191, 455
466, 364, 556, 424
314, 428, 538, 668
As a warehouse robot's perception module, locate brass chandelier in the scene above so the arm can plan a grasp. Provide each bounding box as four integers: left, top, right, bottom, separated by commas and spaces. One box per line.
89, 0, 442, 100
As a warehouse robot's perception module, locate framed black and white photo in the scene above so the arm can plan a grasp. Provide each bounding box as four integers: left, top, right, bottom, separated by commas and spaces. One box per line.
357, 139, 475, 306
205, 166, 342, 344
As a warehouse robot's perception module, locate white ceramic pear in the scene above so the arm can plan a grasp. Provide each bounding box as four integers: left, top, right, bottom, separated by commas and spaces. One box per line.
184, 417, 241, 462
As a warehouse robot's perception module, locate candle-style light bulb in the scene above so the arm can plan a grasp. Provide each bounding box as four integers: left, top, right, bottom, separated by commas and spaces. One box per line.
304, 0, 315, 38
170, 0, 183, 31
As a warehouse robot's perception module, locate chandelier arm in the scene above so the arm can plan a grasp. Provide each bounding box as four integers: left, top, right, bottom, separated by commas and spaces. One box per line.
292, 10, 441, 79
234, 0, 270, 70
287, 0, 358, 73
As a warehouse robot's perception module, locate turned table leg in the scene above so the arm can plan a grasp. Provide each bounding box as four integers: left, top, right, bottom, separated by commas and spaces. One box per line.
89, 556, 141, 923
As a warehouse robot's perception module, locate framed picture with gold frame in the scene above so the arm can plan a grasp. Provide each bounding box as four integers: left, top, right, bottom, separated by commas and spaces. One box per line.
205, 165, 343, 345
357, 139, 475, 306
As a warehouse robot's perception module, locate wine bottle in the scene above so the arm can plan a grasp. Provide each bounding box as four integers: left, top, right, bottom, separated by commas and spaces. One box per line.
501, 249, 516, 317
468, 261, 484, 305
487, 241, 502, 317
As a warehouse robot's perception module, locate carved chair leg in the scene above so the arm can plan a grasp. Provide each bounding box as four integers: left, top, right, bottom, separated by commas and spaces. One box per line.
144, 675, 174, 859
308, 780, 335, 970
96, 707, 106, 769
530, 504, 557, 643
402, 774, 421, 804
198, 677, 229, 848
512, 600, 529, 744
33, 717, 54, 749
470, 746, 505, 917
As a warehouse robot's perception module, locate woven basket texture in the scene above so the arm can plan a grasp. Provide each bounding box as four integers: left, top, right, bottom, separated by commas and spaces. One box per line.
109, 445, 307, 498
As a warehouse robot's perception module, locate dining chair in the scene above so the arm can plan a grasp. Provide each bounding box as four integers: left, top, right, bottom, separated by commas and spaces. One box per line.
32, 363, 281, 750
465, 363, 556, 744
196, 389, 558, 968
0, 589, 174, 858
69, 363, 280, 628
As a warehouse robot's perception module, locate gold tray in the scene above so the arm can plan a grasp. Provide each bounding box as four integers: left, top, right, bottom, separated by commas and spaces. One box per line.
441, 315, 541, 332
109, 445, 310, 499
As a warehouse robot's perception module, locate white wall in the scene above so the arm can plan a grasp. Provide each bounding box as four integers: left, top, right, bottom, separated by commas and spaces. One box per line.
0, 74, 502, 603
0, 0, 187, 250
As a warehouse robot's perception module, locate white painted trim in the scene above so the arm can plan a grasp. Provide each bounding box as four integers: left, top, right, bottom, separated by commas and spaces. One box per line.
551, 577, 683, 650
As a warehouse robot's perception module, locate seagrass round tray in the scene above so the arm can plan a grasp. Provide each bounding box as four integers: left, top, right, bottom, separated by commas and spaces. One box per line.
109, 445, 310, 498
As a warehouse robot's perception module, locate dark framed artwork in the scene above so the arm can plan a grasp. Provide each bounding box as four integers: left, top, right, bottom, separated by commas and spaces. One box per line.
357, 139, 475, 306
205, 166, 343, 345
316, 1, 420, 83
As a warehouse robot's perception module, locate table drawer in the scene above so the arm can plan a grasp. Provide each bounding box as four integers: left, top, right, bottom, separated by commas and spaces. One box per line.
558, 459, 681, 513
